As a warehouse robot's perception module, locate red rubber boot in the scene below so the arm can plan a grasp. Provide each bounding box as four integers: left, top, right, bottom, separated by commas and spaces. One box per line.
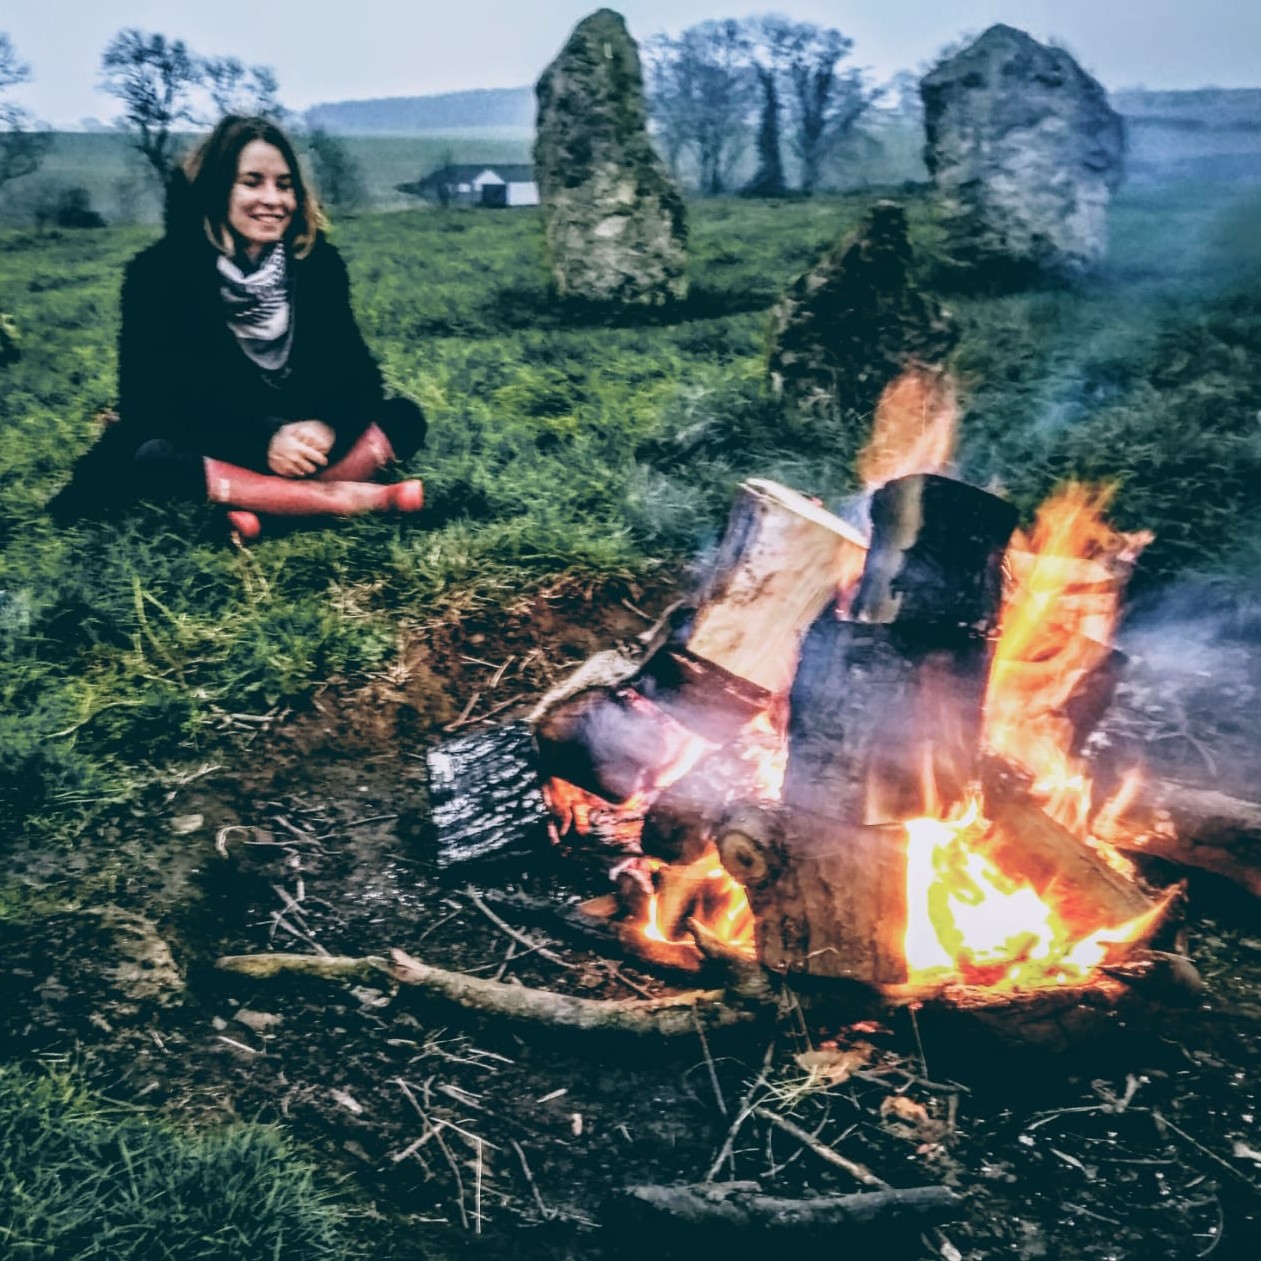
205, 458, 423, 522
318, 423, 396, 484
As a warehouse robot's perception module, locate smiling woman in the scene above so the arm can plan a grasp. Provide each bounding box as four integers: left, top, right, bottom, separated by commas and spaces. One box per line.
46, 114, 427, 538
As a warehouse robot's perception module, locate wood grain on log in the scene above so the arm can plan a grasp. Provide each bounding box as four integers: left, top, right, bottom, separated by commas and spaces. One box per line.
685, 478, 868, 696
717, 804, 909, 984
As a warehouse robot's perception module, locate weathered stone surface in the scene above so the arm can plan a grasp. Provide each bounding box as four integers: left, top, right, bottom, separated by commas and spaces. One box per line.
921, 24, 1125, 276
767, 201, 956, 426
534, 9, 688, 305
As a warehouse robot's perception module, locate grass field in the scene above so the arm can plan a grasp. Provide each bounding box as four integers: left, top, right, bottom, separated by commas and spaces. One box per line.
3, 174, 1261, 843
2, 144, 1261, 1257
0, 130, 536, 225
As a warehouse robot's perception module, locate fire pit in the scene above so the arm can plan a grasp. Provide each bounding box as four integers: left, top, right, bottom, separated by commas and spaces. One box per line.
428, 368, 1182, 1011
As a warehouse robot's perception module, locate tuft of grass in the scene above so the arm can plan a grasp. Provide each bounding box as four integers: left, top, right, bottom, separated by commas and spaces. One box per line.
0, 1063, 356, 1260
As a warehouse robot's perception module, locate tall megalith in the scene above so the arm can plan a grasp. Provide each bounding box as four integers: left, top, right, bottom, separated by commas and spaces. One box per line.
921, 24, 1125, 276
534, 9, 688, 305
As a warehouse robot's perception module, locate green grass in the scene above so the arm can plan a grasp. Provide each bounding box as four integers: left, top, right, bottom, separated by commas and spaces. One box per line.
2, 181, 1261, 838
0, 1064, 355, 1260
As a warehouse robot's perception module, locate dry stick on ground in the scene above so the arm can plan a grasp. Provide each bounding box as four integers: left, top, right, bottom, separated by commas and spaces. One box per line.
466, 889, 577, 968
707, 1038, 778, 1181
215, 950, 767, 1036
752, 1106, 889, 1189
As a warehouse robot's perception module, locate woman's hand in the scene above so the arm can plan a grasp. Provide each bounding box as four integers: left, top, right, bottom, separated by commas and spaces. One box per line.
267, 421, 336, 477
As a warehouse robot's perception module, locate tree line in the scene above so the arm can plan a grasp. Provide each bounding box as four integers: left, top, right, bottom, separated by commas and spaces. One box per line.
0, 28, 363, 217
0, 15, 898, 217
643, 15, 884, 197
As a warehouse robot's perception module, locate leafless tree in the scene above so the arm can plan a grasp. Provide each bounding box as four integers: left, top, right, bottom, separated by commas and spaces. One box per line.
644, 20, 755, 195
0, 34, 52, 193
771, 20, 879, 196
202, 57, 285, 122
100, 29, 201, 183
101, 29, 286, 186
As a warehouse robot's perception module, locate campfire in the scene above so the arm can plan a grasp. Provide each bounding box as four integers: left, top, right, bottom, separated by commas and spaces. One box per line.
430, 366, 1180, 1003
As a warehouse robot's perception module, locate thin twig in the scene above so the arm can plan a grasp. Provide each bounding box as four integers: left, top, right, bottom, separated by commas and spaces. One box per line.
753, 1106, 890, 1189
1154, 1109, 1261, 1195
706, 1039, 776, 1181
466, 889, 576, 969
443, 691, 482, 733
693, 1006, 727, 1117
512, 1139, 552, 1220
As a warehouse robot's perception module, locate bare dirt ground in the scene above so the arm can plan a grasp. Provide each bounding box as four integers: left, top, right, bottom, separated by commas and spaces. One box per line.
5, 575, 1261, 1260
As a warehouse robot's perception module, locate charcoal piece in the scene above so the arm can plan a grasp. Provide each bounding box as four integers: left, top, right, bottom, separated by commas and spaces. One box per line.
427, 722, 550, 867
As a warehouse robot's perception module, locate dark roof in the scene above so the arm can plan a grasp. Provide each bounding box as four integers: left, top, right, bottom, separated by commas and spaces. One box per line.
418, 162, 535, 184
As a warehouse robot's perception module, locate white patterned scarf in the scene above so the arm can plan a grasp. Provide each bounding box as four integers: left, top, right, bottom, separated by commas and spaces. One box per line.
216, 244, 294, 378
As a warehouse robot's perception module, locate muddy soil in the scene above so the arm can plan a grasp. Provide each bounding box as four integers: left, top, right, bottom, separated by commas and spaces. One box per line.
4, 576, 1261, 1260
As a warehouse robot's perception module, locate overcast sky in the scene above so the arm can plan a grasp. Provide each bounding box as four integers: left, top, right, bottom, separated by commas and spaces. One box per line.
5, 0, 1259, 129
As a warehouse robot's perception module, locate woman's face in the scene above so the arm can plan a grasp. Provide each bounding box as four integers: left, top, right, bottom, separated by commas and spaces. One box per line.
227, 139, 297, 258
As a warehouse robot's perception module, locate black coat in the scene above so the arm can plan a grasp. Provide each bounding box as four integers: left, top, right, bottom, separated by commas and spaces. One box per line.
48, 189, 424, 519
117, 231, 394, 469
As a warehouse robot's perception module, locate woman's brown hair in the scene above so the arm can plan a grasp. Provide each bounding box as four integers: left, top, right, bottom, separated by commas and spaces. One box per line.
185, 114, 326, 258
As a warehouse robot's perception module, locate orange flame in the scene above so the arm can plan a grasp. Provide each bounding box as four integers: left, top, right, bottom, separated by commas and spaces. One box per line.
899, 484, 1158, 989
985, 484, 1152, 834
857, 364, 959, 490
903, 799, 1163, 988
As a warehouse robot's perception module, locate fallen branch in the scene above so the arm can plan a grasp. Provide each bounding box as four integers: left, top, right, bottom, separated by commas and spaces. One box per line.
215, 950, 766, 1036
390, 948, 765, 1036
216, 953, 389, 981
617, 1180, 959, 1232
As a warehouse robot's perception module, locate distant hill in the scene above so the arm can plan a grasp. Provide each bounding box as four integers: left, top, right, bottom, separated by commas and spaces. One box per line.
304, 87, 534, 135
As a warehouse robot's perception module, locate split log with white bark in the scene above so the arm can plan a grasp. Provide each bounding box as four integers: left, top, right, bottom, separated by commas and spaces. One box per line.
684, 478, 868, 696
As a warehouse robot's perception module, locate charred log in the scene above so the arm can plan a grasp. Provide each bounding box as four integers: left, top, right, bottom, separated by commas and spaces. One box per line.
426, 722, 550, 867
615, 1180, 959, 1234
783, 476, 1016, 825
640, 756, 755, 864
784, 620, 993, 823
852, 473, 1017, 633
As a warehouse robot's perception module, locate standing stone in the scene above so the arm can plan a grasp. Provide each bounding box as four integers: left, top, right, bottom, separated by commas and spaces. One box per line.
534, 9, 688, 305
921, 24, 1125, 276
767, 201, 956, 426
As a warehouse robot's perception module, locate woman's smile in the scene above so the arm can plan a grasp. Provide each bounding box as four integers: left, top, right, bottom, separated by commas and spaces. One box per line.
228, 139, 297, 258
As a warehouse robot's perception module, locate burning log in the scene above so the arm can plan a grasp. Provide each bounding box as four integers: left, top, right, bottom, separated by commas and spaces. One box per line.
684, 478, 868, 695
427, 722, 550, 867
717, 804, 909, 984
784, 475, 1017, 825
1106, 780, 1261, 898
615, 1180, 960, 1235
982, 796, 1155, 936
785, 620, 995, 823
